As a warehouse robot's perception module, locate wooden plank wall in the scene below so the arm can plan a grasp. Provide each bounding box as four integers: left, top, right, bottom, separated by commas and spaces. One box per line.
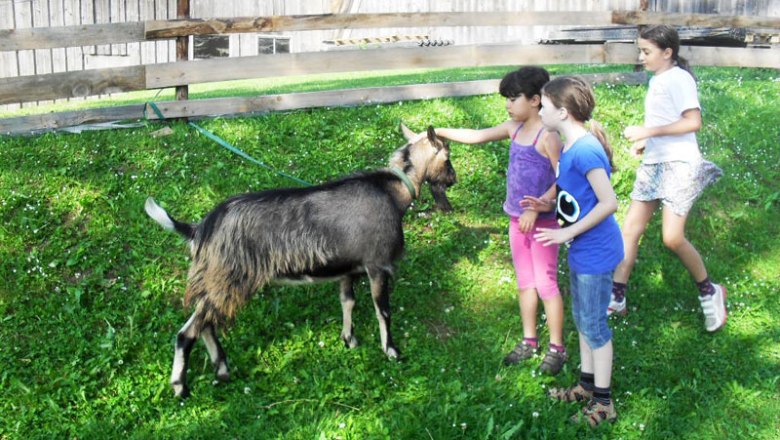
1, 0, 779, 113
0, 0, 178, 110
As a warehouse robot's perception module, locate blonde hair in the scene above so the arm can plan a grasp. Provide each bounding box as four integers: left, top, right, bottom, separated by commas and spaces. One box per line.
542, 76, 614, 169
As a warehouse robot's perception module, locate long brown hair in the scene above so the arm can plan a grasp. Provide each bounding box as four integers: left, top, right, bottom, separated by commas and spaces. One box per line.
639, 24, 696, 81
542, 76, 614, 169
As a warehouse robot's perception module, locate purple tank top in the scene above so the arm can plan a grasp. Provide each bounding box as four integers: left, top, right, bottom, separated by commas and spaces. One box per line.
503, 124, 556, 219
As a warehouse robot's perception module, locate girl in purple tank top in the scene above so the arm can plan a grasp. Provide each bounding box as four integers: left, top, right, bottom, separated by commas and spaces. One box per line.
435, 66, 567, 375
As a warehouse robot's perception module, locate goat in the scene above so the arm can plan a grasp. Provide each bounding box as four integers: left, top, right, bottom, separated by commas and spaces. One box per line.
144, 125, 457, 398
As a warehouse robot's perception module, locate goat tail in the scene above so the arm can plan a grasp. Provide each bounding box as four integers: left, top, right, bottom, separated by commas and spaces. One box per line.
144, 197, 196, 240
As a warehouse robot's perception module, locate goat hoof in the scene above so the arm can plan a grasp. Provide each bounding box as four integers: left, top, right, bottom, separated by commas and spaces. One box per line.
215, 362, 230, 382
343, 335, 359, 349
385, 346, 400, 359
172, 383, 191, 399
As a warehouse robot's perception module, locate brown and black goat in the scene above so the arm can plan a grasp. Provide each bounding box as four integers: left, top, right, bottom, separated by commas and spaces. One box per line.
144, 125, 456, 397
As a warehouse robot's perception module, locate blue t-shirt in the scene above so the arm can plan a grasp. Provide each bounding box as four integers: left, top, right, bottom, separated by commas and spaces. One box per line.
556, 134, 623, 274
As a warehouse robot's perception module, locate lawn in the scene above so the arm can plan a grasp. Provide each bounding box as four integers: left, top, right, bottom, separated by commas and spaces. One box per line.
0, 65, 778, 439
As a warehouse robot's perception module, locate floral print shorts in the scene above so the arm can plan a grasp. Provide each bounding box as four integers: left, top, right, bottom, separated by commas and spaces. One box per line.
630, 159, 723, 216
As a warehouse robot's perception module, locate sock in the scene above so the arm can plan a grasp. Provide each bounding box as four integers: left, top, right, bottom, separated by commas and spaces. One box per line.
697, 277, 716, 297
523, 337, 538, 348
579, 372, 595, 392
612, 282, 627, 302
592, 386, 612, 406
549, 343, 566, 354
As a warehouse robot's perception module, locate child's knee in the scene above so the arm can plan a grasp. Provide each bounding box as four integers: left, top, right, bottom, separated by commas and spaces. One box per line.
580, 323, 612, 349
537, 285, 561, 301
662, 233, 686, 251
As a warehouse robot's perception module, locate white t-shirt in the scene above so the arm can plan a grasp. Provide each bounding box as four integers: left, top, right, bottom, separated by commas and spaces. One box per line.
643, 66, 702, 164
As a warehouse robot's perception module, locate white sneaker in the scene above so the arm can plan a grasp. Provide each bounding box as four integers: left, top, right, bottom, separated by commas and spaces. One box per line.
607, 295, 627, 316
699, 284, 728, 332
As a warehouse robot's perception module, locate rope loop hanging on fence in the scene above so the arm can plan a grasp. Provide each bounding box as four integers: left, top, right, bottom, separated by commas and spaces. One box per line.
143, 101, 313, 187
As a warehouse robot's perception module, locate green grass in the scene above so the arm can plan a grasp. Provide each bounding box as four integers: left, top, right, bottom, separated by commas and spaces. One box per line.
1, 66, 778, 439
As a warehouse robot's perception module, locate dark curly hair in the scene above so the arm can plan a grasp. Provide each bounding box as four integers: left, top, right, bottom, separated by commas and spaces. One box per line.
498, 66, 550, 106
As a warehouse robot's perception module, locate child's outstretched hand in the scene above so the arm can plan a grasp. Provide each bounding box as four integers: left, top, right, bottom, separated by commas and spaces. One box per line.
630, 140, 646, 157
520, 195, 555, 213
624, 125, 651, 142
516, 210, 538, 233
534, 227, 574, 247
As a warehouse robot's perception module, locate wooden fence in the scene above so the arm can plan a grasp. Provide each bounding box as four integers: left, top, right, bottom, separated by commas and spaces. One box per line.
1, 11, 779, 134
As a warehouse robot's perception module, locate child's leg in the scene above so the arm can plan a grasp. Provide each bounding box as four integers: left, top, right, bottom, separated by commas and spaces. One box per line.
571, 271, 613, 385
542, 295, 564, 347
613, 200, 658, 284
519, 289, 539, 340
592, 340, 613, 389
579, 332, 594, 375
570, 271, 617, 426
661, 205, 727, 331
505, 218, 541, 364
532, 218, 563, 346
660, 205, 707, 282
509, 218, 539, 340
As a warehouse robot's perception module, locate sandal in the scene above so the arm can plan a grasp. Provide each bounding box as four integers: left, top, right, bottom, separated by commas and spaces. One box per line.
539, 349, 568, 375
570, 399, 617, 427
548, 383, 593, 403
502, 341, 539, 365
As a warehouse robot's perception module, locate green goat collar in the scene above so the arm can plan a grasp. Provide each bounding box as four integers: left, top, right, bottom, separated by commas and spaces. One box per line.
388, 167, 417, 200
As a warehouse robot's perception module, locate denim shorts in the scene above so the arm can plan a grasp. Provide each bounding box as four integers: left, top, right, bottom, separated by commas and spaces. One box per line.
570, 270, 613, 349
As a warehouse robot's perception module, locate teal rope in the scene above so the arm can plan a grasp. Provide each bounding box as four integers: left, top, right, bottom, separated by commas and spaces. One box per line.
144, 102, 312, 187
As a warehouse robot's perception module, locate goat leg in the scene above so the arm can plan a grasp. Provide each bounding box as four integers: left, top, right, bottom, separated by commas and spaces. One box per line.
339, 276, 359, 349
367, 267, 399, 359
201, 323, 229, 382
171, 312, 203, 398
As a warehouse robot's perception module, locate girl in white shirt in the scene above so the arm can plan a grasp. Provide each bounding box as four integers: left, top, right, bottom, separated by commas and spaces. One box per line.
608, 25, 726, 333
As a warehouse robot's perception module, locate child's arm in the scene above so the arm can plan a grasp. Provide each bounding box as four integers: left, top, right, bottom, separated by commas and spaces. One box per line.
533, 168, 617, 246
436, 121, 513, 145
624, 108, 702, 142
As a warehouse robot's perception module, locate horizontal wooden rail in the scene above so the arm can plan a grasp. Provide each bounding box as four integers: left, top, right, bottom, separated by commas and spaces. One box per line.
611, 11, 780, 27
0, 23, 144, 51
2, 11, 779, 51
143, 11, 613, 39
0, 72, 648, 135
0, 43, 638, 105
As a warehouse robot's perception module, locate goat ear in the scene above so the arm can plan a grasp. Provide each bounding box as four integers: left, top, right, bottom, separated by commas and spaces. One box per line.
427, 125, 438, 146
400, 122, 417, 141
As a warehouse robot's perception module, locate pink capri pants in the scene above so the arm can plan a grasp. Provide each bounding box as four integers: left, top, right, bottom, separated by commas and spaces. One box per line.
509, 216, 560, 300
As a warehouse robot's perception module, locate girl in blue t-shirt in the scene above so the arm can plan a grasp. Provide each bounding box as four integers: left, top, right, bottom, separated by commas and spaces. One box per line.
526, 76, 623, 427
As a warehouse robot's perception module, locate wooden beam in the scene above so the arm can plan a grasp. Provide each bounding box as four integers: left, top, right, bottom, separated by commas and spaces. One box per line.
0, 22, 145, 51
0, 105, 146, 135
175, 0, 190, 102
0, 66, 146, 105
612, 11, 780, 28
2, 11, 778, 51
2, 42, 777, 106
681, 46, 780, 69
143, 12, 613, 39
145, 43, 638, 89
0, 72, 647, 135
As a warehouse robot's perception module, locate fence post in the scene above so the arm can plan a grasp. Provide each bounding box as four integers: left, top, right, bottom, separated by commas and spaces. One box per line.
175, 0, 190, 105
634, 0, 648, 73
